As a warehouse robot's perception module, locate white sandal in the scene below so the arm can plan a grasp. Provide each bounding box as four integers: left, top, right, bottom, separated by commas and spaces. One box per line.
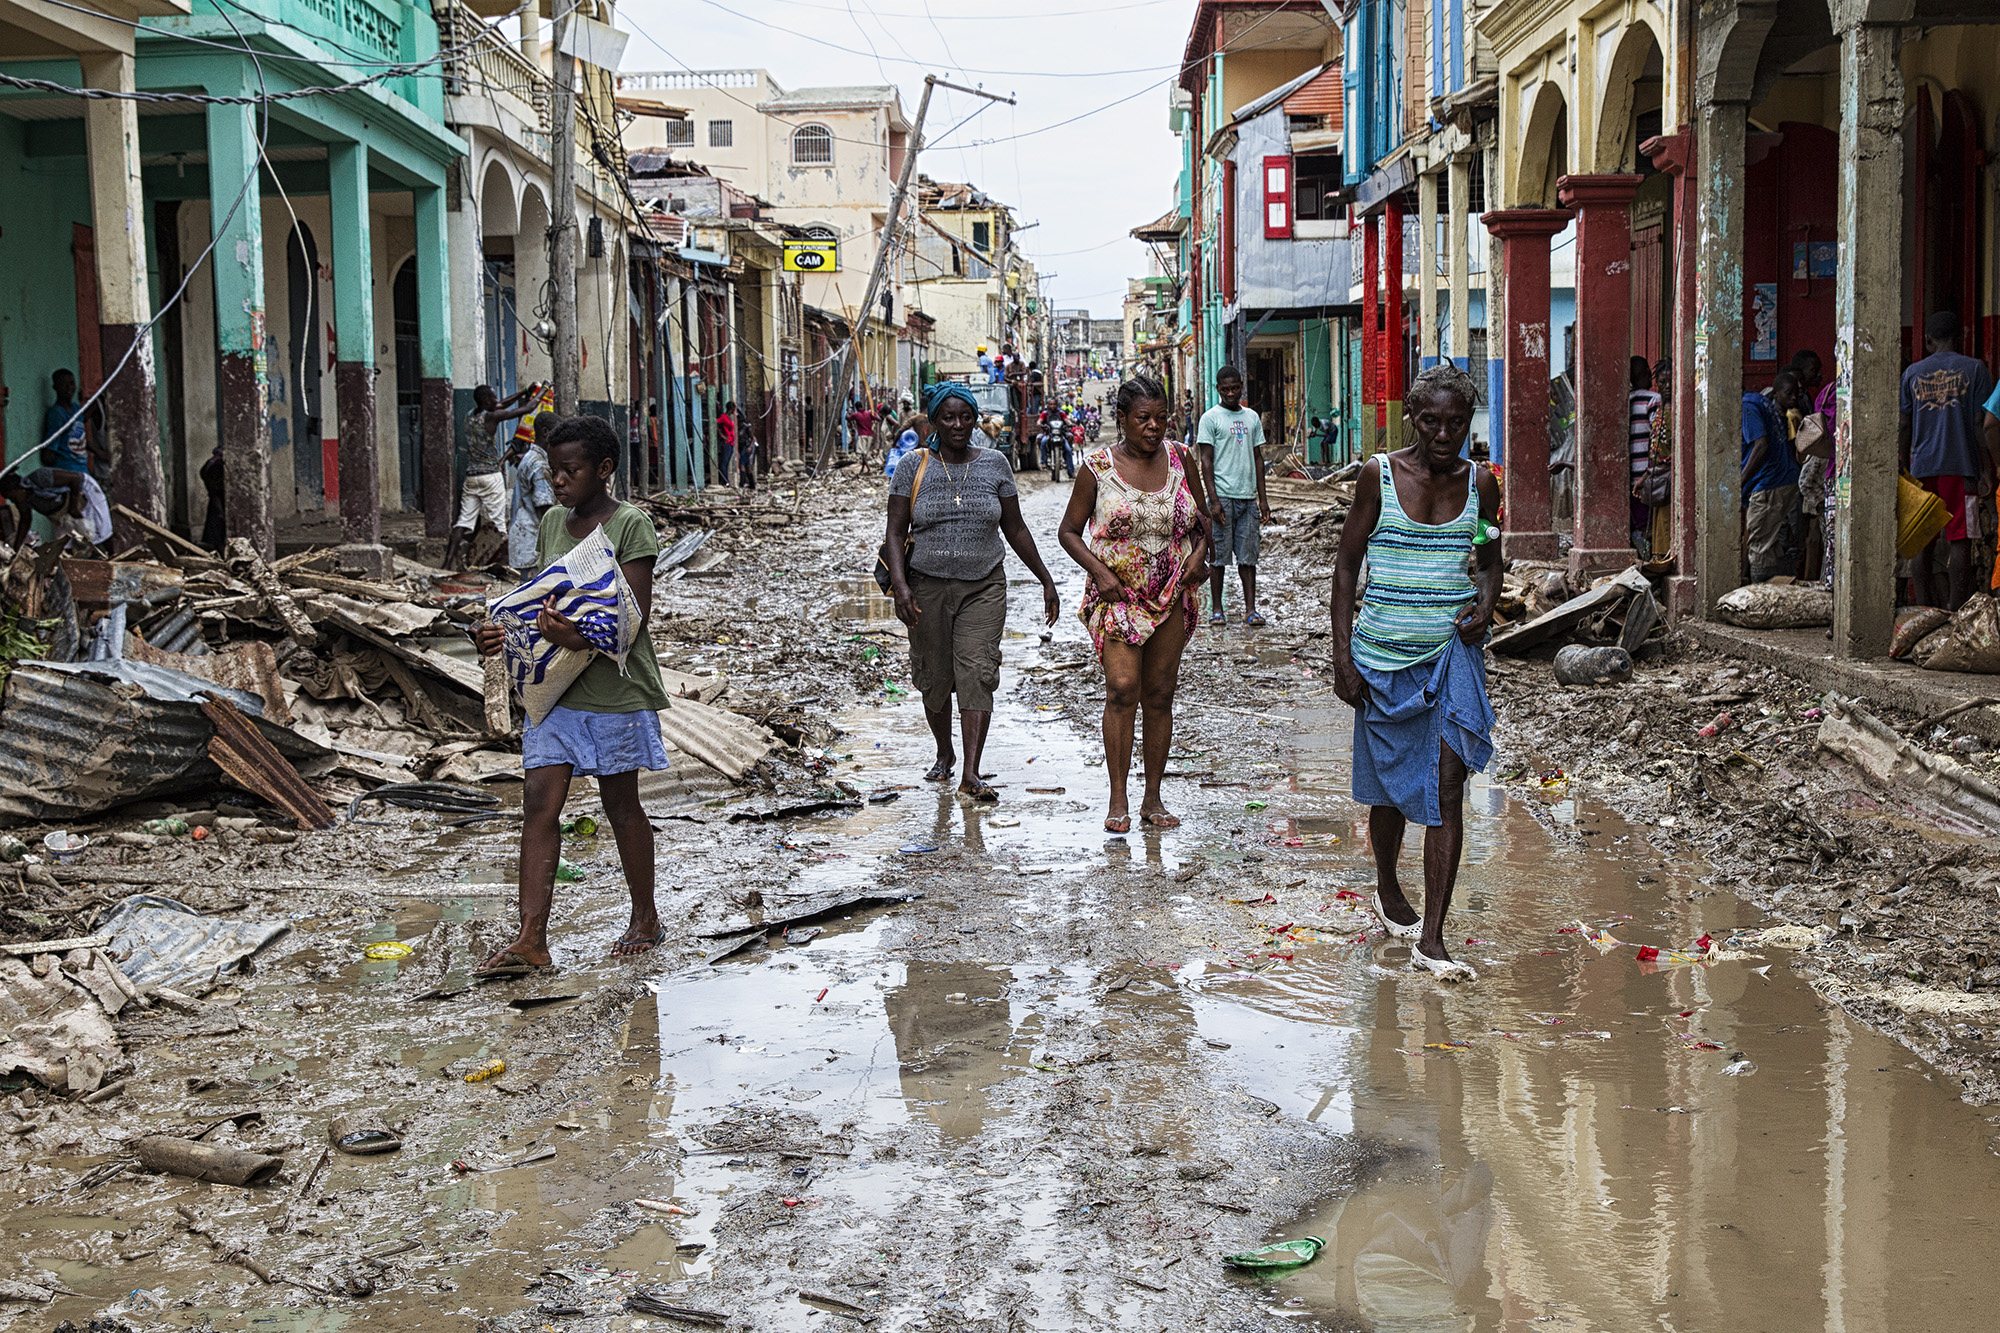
1410, 951, 1476, 983
1372, 890, 1422, 940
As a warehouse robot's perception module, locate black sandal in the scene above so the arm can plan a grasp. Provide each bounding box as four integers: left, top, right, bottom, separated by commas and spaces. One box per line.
924, 760, 955, 782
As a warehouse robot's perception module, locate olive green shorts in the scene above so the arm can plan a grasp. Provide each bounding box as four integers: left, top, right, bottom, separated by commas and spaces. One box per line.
907, 565, 1007, 713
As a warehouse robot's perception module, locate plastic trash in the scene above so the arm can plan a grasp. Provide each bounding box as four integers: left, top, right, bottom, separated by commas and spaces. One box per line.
1552, 644, 1633, 686
1471, 517, 1500, 546
898, 842, 938, 855
562, 815, 598, 839
363, 942, 414, 960
0, 834, 27, 863
1696, 711, 1735, 739
464, 1059, 506, 1083
1722, 1055, 1758, 1076
1222, 1236, 1326, 1270
141, 818, 189, 837
554, 860, 584, 882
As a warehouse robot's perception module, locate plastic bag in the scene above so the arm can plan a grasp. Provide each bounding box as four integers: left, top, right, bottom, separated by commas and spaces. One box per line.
1918, 592, 2000, 673
1890, 606, 1950, 658
1714, 581, 1832, 628
487, 524, 643, 726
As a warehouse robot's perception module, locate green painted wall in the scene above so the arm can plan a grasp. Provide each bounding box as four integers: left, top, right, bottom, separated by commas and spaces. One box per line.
0, 117, 93, 470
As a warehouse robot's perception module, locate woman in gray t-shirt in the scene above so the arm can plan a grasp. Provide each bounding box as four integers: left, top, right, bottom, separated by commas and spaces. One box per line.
883, 382, 1061, 801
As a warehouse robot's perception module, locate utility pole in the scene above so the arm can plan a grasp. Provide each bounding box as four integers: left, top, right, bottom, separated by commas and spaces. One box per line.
816, 75, 1014, 471
548, 0, 580, 413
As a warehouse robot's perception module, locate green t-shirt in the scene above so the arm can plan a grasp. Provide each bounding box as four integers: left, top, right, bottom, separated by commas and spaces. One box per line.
1197, 405, 1265, 500
538, 502, 671, 714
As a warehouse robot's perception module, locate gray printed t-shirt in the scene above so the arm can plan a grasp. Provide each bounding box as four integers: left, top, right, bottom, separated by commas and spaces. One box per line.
890, 446, 1018, 582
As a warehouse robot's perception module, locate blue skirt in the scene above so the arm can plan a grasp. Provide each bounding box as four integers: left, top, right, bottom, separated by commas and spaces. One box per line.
522, 706, 669, 776
1350, 635, 1495, 827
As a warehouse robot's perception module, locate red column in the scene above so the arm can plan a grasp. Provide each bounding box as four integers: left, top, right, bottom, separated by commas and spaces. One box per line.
1362, 211, 1379, 455
1557, 173, 1645, 578
1480, 207, 1574, 561
1385, 193, 1405, 452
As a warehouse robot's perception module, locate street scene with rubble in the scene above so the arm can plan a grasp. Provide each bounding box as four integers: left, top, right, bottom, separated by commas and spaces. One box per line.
10, 0, 2000, 1329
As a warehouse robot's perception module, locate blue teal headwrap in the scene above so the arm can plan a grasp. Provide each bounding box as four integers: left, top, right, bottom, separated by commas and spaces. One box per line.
922, 381, 980, 449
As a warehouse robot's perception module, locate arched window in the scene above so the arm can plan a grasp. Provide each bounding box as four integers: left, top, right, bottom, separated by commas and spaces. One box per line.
791, 124, 833, 166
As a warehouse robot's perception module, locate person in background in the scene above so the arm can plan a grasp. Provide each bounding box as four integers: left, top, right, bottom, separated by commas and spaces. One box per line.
1742, 368, 1805, 583
1058, 374, 1209, 834
1643, 358, 1674, 559
882, 382, 1061, 802
977, 345, 994, 383
0, 465, 86, 547
448, 383, 541, 570
885, 413, 925, 475
1787, 350, 1828, 583
1627, 357, 1662, 553
200, 444, 227, 551
472, 414, 673, 971
1902, 310, 1996, 609
1330, 364, 1499, 982
716, 402, 737, 484
42, 370, 105, 478
1810, 363, 1838, 588
505, 411, 555, 573
848, 397, 877, 457
736, 408, 758, 491
1197, 365, 1273, 626
1548, 337, 1577, 528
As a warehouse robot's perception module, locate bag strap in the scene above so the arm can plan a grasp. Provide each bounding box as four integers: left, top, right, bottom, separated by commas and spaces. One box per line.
910, 449, 930, 505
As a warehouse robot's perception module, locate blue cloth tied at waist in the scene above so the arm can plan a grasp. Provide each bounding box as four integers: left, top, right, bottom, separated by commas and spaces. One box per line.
1350, 633, 1495, 827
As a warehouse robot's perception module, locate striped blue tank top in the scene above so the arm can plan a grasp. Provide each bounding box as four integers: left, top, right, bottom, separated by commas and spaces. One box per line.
1352, 456, 1479, 671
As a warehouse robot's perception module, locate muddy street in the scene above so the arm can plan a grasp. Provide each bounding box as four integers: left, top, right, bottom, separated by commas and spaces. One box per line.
4, 475, 1999, 1332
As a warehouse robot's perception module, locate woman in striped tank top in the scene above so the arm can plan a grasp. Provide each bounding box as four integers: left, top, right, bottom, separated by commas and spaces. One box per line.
1331, 365, 1501, 981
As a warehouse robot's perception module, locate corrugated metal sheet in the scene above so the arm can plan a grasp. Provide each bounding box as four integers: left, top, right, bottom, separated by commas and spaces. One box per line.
0, 661, 327, 824
1284, 65, 1343, 126
201, 695, 336, 830
94, 895, 290, 993
124, 638, 292, 726
654, 698, 775, 780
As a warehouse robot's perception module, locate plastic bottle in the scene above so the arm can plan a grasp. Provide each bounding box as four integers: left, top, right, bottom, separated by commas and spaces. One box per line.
142, 818, 189, 837
1222, 1236, 1326, 1270
554, 859, 584, 882
561, 815, 598, 839
463, 1059, 506, 1083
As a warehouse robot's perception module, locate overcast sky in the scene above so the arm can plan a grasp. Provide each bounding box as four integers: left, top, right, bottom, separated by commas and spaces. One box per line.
617, 0, 1191, 319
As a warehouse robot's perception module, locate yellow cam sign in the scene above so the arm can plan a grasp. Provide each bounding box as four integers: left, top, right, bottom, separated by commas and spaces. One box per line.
784, 241, 839, 272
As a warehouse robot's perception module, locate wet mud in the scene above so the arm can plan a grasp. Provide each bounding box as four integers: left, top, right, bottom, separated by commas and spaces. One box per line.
5, 476, 1999, 1331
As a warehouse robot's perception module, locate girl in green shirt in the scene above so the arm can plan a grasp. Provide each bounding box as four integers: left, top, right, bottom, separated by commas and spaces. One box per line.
474, 416, 671, 972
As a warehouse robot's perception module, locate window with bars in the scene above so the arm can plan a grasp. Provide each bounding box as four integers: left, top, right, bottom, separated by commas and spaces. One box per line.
709, 119, 733, 148
662, 119, 693, 146
792, 124, 833, 165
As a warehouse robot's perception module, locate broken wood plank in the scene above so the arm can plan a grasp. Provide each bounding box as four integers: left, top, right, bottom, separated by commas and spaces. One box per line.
0, 934, 109, 956
1489, 565, 1651, 656
199, 695, 337, 830
226, 538, 320, 648
114, 504, 207, 558
284, 568, 412, 602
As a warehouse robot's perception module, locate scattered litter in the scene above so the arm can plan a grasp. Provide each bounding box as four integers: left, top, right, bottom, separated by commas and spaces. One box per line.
1024, 786, 1066, 795
94, 894, 289, 992
1552, 644, 1633, 686
623, 1292, 729, 1325
463, 1059, 506, 1083
1697, 711, 1736, 738
41, 831, 88, 863
1722, 1056, 1758, 1077
133, 1135, 283, 1187
363, 942, 414, 961
988, 815, 1021, 827
632, 1199, 685, 1215
452, 1144, 556, 1173
329, 1111, 403, 1155
1222, 1236, 1325, 1270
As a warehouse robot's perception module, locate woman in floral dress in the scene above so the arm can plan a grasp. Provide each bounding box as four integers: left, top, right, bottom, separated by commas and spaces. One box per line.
1058, 375, 1210, 833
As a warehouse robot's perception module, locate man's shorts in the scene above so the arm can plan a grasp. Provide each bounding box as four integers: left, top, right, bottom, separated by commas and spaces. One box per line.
1211, 496, 1262, 568
454, 471, 508, 532
1919, 473, 1971, 542
1744, 483, 1801, 574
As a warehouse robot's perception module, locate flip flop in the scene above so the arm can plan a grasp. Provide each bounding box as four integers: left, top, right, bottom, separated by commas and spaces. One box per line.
1140, 811, 1181, 829
960, 781, 1001, 804
612, 930, 664, 958
1410, 952, 1476, 983
473, 949, 546, 979
1371, 890, 1422, 940
1209, 611, 1226, 625
1104, 815, 1132, 834
923, 761, 955, 782
1245, 611, 1266, 627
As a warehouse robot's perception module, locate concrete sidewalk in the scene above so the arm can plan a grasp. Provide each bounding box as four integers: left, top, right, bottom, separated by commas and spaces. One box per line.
1685, 621, 2000, 741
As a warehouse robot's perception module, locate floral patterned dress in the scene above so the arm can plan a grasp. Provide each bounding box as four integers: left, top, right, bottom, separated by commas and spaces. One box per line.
1079, 444, 1205, 653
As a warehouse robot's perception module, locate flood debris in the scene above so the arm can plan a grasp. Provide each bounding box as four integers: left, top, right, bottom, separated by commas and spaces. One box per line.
93, 894, 288, 993
135, 1136, 284, 1187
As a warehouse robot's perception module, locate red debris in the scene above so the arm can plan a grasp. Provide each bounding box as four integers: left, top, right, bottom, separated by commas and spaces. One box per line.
813, 989, 828, 1003
1636, 945, 1661, 962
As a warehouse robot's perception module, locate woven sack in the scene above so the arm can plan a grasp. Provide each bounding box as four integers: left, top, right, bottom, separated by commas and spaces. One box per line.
487, 524, 643, 726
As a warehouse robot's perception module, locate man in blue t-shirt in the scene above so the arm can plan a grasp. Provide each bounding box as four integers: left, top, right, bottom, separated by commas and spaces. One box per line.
1741, 368, 1804, 582
1904, 310, 1995, 609
41, 369, 102, 477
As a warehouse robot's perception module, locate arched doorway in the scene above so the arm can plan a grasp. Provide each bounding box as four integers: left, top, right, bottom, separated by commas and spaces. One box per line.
285, 225, 324, 512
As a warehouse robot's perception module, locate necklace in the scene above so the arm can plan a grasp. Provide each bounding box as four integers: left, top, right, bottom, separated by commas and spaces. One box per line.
938, 453, 974, 506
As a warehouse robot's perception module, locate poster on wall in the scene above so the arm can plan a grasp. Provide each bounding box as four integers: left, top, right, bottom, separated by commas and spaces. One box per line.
1750, 283, 1779, 362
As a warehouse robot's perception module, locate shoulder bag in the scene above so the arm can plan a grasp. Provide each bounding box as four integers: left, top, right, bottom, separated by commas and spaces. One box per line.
874, 450, 931, 593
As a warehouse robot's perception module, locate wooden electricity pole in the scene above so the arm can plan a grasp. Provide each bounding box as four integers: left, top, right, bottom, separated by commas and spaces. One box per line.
815, 75, 1014, 471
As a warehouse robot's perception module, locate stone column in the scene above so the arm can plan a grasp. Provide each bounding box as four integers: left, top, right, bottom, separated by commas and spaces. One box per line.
446, 159, 485, 533
1385, 193, 1406, 453
204, 100, 271, 557
1644, 130, 1700, 619
1485, 143, 1507, 461
1448, 152, 1471, 368
1417, 168, 1439, 367
1833, 24, 1904, 661
80, 51, 164, 545
329, 141, 385, 572
1362, 212, 1379, 455
1557, 172, 1644, 578
1693, 100, 1747, 613
1480, 208, 1573, 561
414, 184, 454, 540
